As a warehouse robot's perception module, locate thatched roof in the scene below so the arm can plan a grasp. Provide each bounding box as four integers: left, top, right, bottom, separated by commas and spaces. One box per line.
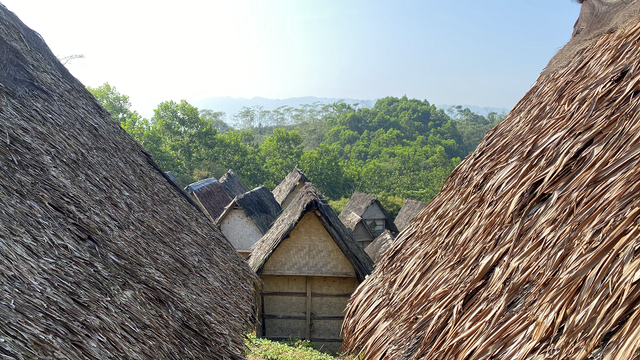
272, 167, 309, 205
364, 230, 395, 263
249, 184, 373, 282
219, 169, 249, 198
339, 191, 398, 234
343, 5, 640, 360
394, 199, 427, 232
218, 186, 282, 234
165, 171, 181, 187
185, 177, 233, 220
0, 4, 256, 359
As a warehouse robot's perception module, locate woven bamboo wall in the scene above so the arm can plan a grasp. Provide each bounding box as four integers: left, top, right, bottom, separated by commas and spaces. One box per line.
220, 208, 263, 252
362, 204, 385, 220
262, 212, 356, 277
353, 222, 373, 242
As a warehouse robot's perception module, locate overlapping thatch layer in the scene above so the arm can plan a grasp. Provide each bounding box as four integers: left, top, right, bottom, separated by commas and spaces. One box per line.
220, 169, 249, 198
0, 4, 256, 359
343, 5, 640, 360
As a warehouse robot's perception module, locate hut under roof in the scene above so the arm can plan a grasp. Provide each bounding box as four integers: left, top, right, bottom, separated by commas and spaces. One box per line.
272, 167, 309, 209
343, 2, 640, 359
219, 169, 249, 198
394, 199, 427, 232
0, 4, 256, 359
338, 191, 398, 249
185, 177, 233, 222
217, 186, 282, 258
249, 184, 373, 353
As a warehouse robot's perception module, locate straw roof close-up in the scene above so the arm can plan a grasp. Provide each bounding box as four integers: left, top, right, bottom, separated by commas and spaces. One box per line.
219, 169, 249, 198
339, 191, 398, 234
271, 167, 309, 205
0, 4, 256, 359
249, 183, 374, 282
343, 2, 640, 359
394, 199, 427, 232
218, 186, 282, 234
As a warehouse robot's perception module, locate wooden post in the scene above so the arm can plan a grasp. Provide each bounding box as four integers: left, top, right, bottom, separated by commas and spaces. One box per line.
305, 276, 312, 340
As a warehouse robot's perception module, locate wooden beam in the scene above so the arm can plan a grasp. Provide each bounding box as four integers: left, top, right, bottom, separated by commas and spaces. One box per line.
261, 314, 345, 320
261, 291, 352, 298
305, 276, 312, 340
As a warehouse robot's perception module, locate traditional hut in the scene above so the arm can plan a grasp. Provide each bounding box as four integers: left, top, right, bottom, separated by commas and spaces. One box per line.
249, 184, 373, 353
338, 191, 398, 248
219, 169, 249, 198
394, 199, 427, 232
272, 167, 310, 209
343, 2, 640, 359
0, 4, 256, 359
185, 177, 233, 222
217, 186, 282, 258
364, 229, 395, 263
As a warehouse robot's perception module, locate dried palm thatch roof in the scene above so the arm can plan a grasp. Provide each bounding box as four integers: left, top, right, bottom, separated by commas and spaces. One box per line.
364, 229, 395, 263
185, 177, 233, 221
394, 199, 428, 232
343, 5, 640, 360
219, 169, 249, 198
339, 191, 399, 234
249, 183, 374, 282
0, 4, 256, 359
218, 186, 282, 234
272, 167, 309, 205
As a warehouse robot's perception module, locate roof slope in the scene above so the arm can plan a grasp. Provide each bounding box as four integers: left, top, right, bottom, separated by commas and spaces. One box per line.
339, 191, 399, 234
0, 5, 256, 359
219, 186, 282, 234
272, 167, 309, 205
364, 230, 395, 263
249, 183, 373, 282
343, 9, 640, 360
186, 177, 233, 220
219, 169, 249, 198
394, 199, 427, 232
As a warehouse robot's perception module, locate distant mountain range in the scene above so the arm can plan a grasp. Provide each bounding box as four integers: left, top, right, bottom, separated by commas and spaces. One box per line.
192, 96, 511, 120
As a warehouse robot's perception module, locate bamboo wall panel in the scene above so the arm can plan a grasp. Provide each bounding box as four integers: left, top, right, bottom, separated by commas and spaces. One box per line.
262, 212, 356, 277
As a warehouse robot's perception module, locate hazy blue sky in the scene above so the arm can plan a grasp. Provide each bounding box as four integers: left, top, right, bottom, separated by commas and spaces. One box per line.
1, 1, 581, 117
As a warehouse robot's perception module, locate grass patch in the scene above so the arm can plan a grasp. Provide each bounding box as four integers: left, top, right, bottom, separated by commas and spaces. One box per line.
245, 334, 336, 360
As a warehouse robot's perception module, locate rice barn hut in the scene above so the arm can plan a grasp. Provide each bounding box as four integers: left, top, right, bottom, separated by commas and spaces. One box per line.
272, 167, 310, 210
249, 184, 373, 353
185, 177, 233, 222
217, 186, 282, 258
0, 5, 257, 359
342, 1, 640, 359
394, 199, 427, 232
339, 192, 398, 249
219, 169, 249, 198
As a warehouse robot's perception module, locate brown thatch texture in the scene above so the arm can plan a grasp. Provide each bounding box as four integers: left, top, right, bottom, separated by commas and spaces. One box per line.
365, 230, 395, 263
185, 177, 233, 220
343, 15, 640, 360
339, 191, 399, 234
394, 199, 427, 232
0, 4, 256, 359
218, 186, 282, 234
272, 167, 309, 205
219, 169, 249, 198
249, 183, 373, 282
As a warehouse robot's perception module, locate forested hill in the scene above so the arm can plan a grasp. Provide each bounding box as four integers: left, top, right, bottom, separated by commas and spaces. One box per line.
89, 84, 504, 213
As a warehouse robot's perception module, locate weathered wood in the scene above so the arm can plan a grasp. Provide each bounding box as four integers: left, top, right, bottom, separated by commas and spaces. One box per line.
262, 314, 344, 320
305, 276, 312, 340
262, 291, 352, 298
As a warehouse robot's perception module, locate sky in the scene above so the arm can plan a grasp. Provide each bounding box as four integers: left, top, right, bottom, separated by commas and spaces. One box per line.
1, 0, 582, 118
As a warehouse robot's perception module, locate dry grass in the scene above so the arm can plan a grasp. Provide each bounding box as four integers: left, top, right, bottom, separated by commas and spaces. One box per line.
342, 20, 640, 360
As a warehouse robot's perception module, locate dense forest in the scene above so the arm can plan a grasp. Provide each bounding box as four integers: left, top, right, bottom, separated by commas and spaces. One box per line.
88, 83, 504, 214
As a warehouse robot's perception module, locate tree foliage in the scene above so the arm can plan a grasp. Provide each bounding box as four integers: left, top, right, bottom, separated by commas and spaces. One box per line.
89, 83, 504, 204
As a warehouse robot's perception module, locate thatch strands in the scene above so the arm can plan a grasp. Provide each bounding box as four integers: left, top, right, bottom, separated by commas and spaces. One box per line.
342, 16, 640, 360
0, 4, 256, 359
